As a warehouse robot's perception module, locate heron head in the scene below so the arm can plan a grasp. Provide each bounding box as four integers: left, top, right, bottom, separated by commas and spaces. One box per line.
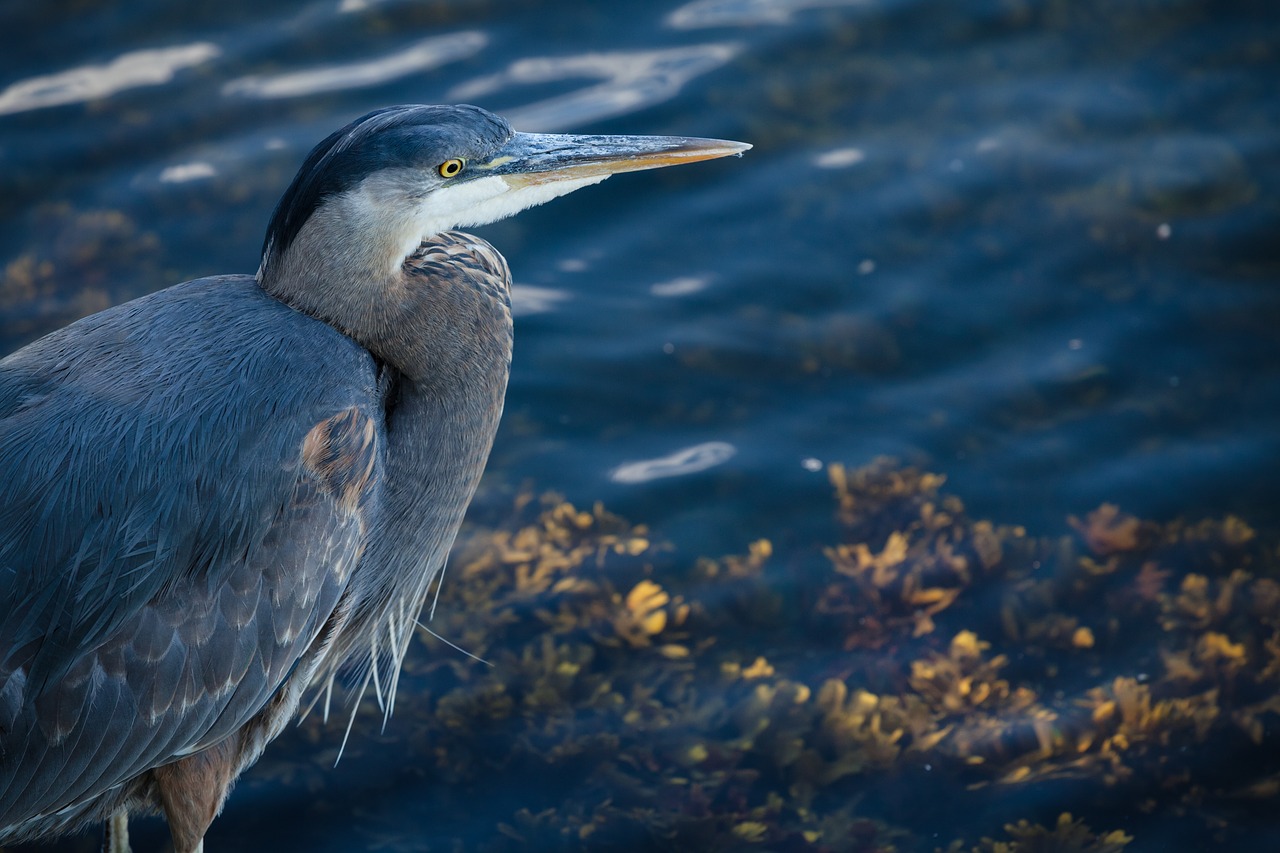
258, 104, 750, 282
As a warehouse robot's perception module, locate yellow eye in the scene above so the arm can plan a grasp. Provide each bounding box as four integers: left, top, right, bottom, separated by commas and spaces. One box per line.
438, 158, 465, 178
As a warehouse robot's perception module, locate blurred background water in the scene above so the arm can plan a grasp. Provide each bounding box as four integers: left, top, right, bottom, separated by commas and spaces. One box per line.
2, 0, 1278, 850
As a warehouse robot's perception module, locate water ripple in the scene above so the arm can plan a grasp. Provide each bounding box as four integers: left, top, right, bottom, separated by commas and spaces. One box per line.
666, 0, 868, 29
222, 32, 487, 100
814, 146, 866, 168
450, 44, 739, 131
610, 441, 737, 483
650, 275, 711, 296
158, 162, 217, 183
0, 43, 220, 116
510, 284, 570, 316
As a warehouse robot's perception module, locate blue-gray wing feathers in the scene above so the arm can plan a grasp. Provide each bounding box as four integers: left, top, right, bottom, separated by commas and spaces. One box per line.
0, 275, 382, 831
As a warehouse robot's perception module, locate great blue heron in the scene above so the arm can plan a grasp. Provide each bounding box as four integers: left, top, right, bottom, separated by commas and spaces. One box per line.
0, 104, 748, 852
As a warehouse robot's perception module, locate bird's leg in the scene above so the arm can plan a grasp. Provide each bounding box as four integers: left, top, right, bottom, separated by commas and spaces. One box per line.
151, 739, 238, 853
102, 809, 131, 853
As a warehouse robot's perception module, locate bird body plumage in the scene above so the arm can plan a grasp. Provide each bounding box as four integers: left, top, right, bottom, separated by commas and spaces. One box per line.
0, 231, 512, 846
0, 103, 745, 850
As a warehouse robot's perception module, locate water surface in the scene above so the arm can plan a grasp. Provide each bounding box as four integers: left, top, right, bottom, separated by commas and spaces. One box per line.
2, 0, 1278, 850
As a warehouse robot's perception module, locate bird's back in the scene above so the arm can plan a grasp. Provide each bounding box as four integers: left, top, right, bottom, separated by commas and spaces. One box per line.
0, 275, 384, 840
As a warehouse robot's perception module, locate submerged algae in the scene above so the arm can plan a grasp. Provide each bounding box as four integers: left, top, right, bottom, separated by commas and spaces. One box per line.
244, 460, 1278, 851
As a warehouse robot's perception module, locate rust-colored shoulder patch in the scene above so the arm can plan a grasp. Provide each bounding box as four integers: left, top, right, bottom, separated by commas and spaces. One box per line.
300, 407, 378, 513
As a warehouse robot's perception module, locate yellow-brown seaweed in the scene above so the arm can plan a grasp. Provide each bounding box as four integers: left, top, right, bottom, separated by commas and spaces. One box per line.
245, 462, 1278, 851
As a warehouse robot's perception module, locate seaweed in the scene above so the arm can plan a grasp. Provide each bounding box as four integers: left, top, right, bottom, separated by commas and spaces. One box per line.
241, 460, 1280, 851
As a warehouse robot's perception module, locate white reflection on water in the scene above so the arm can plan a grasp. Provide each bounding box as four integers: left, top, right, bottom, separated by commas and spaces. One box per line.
0, 43, 220, 116
814, 146, 866, 168
451, 44, 739, 131
610, 441, 737, 483
667, 0, 867, 29
159, 162, 217, 183
510, 284, 570, 316
222, 32, 487, 99
650, 275, 711, 296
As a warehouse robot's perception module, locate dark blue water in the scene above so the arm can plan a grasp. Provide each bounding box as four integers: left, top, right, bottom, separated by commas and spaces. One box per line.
3, 0, 1279, 850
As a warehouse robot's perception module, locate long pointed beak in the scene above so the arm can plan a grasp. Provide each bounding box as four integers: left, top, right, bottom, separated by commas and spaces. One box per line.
476, 131, 751, 186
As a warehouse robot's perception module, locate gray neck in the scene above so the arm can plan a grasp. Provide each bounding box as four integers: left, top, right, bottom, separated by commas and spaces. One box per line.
260, 190, 420, 363
259, 196, 513, 676
358, 366, 504, 627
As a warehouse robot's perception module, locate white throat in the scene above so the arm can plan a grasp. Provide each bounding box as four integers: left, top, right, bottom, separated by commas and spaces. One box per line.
399, 173, 611, 261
